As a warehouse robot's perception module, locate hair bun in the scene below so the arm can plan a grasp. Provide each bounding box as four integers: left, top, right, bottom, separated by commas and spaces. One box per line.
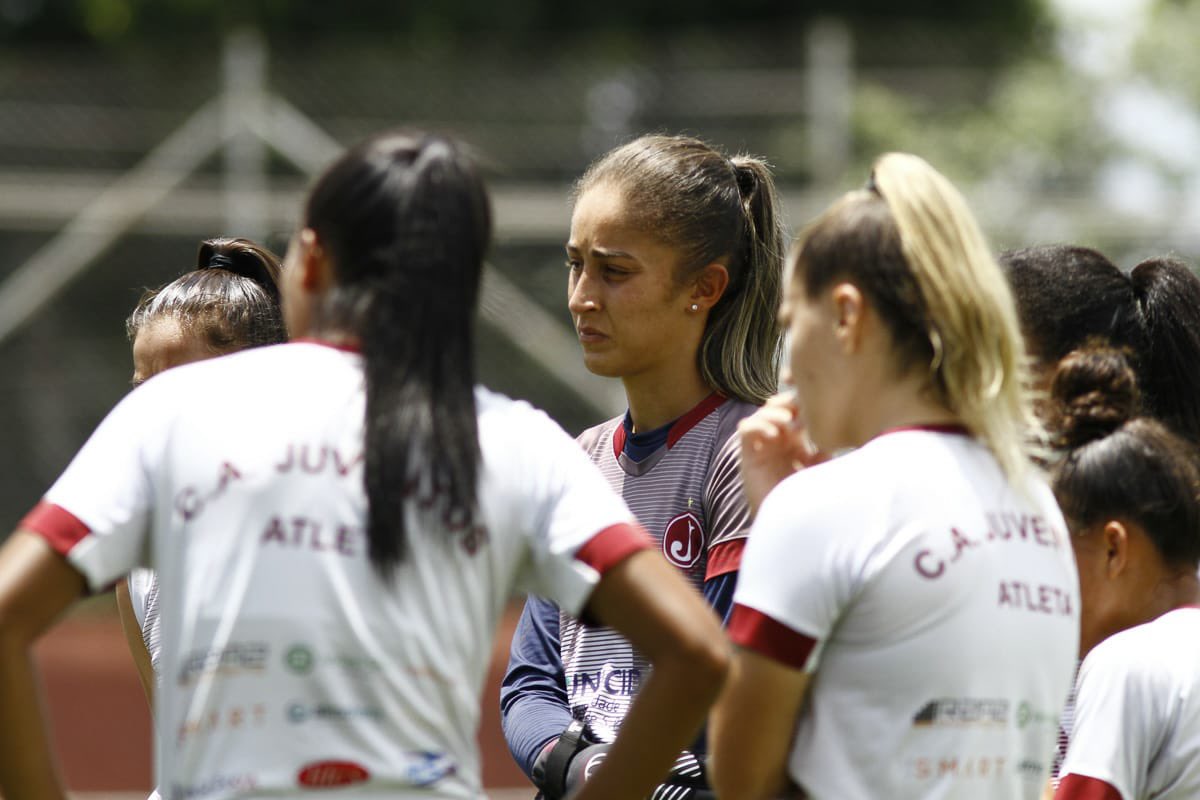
196, 237, 282, 301
1050, 344, 1140, 450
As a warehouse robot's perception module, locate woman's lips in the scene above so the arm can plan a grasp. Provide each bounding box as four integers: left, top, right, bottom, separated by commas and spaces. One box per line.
577, 326, 608, 344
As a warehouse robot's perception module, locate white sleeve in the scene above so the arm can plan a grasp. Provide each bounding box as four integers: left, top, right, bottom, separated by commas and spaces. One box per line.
730, 464, 865, 668
1059, 638, 1165, 800
508, 408, 649, 616
20, 386, 164, 592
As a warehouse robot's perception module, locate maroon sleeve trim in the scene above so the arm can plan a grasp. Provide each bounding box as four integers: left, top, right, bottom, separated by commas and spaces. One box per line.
705, 538, 745, 580
728, 603, 818, 671
575, 522, 653, 575
1056, 774, 1123, 800
20, 501, 91, 557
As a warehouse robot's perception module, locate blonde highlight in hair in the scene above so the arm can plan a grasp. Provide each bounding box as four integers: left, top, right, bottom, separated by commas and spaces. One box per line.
796, 153, 1037, 481
576, 135, 784, 403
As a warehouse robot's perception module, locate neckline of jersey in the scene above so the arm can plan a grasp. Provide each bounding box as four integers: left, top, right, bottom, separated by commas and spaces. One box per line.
291, 337, 362, 354
876, 422, 971, 439
612, 391, 727, 460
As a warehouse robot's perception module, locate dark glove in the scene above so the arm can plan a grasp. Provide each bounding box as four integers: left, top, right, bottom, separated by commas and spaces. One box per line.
531, 720, 595, 800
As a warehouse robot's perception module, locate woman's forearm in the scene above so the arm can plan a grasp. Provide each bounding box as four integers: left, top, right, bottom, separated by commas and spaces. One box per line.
0, 634, 67, 800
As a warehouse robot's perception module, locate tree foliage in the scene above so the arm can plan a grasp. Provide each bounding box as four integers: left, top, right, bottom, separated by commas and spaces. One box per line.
1, 0, 1045, 45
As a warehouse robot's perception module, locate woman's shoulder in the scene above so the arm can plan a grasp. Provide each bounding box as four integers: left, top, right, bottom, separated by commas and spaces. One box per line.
1083, 607, 1200, 689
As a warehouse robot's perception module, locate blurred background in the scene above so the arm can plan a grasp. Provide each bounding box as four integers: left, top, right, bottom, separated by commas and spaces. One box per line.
0, 0, 1196, 795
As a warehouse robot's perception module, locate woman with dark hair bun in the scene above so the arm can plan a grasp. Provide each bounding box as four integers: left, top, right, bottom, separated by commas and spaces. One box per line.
1000, 246, 1200, 446
117, 237, 287, 732
1047, 346, 1200, 800
0, 131, 727, 799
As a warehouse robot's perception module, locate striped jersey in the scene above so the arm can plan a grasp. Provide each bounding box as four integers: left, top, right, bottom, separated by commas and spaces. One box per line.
561, 393, 755, 741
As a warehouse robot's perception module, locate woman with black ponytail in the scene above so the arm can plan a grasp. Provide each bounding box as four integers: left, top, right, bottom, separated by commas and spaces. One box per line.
1048, 346, 1200, 800
0, 131, 727, 799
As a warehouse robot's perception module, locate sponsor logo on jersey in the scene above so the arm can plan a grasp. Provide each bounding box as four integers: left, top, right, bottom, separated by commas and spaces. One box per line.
569, 667, 642, 697
285, 644, 314, 674
911, 755, 1008, 780
176, 704, 268, 744
296, 760, 370, 788
283, 642, 382, 676
286, 701, 384, 724
583, 750, 608, 781
663, 512, 704, 569
177, 642, 269, 684
170, 773, 258, 798
912, 698, 1009, 727
405, 752, 457, 787
1016, 701, 1057, 729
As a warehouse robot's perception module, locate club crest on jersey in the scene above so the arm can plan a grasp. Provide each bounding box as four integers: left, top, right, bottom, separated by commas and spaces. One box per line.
663, 511, 704, 569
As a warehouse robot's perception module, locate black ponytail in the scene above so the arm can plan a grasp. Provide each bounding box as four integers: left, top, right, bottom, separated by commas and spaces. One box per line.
303, 132, 491, 578
1129, 256, 1200, 447
198, 237, 282, 305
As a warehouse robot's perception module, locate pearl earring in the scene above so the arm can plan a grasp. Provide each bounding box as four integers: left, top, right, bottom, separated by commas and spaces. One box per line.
690, 303, 699, 312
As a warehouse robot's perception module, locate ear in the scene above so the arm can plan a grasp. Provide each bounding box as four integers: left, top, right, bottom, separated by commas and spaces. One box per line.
829, 283, 865, 353
689, 263, 731, 312
296, 228, 334, 293
1101, 519, 1130, 579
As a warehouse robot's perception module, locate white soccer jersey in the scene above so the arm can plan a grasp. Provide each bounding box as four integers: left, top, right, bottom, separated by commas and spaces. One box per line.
22, 341, 648, 800
1057, 607, 1200, 800
731, 427, 1080, 800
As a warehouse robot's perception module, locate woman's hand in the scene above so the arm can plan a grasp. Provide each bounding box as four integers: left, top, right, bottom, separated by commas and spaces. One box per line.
738, 392, 824, 517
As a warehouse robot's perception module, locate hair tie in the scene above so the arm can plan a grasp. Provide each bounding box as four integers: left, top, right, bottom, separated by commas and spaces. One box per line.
206, 253, 235, 271
865, 170, 881, 196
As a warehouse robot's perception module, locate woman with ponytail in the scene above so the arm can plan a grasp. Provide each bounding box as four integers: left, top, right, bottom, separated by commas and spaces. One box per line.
710, 153, 1080, 800
114, 236, 286, 799
1046, 347, 1200, 800
0, 131, 728, 799
1000, 246, 1200, 446
501, 134, 784, 799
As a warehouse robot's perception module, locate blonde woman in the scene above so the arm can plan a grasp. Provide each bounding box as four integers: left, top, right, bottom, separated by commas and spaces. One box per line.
710, 154, 1080, 800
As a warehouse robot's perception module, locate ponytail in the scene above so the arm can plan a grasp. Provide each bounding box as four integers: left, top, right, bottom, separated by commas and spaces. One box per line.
303, 132, 491, 578
797, 153, 1036, 483
871, 153, 1035, 483
197, 237, 282, 305
698, 157, 785, 404
1129, 256, 1200, 447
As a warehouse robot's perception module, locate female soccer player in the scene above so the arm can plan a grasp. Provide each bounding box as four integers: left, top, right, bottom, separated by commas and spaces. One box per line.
0, 131, 728, 800
500, 134, 784, 798
118, 236, 286, 710
710, 153, 1080, 800
1048, 347, 1200, 800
